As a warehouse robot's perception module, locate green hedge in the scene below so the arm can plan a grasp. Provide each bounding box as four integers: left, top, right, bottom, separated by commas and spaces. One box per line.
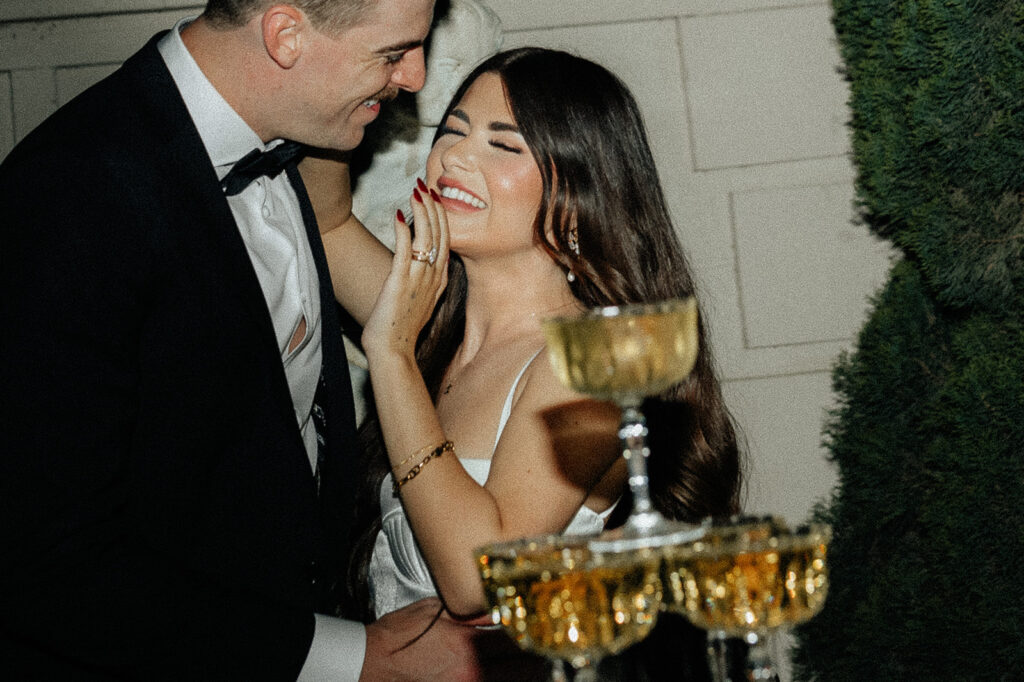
794, 2, 1024, 679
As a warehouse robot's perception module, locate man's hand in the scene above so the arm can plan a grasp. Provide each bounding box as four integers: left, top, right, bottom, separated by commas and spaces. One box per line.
360, 598, 548, 681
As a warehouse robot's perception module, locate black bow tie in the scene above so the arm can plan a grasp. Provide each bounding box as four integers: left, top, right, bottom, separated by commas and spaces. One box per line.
220, 141, 307, 196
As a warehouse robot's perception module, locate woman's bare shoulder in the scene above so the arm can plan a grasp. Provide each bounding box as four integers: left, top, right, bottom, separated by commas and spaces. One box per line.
513, 346, 621, 456
516, 345, 574, 402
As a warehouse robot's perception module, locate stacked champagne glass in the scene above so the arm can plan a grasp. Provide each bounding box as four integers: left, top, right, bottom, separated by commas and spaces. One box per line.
474, 299, 831, 680
662, 516, 831, 680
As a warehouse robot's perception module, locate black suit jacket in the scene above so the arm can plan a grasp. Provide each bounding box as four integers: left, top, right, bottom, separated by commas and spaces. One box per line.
0, 34, 361, 679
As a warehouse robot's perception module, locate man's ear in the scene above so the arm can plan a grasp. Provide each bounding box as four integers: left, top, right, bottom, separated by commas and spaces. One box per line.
261, 4, 305, 68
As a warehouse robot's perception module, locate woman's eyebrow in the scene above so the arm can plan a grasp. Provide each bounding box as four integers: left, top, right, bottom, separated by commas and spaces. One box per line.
448, 109, 520, 134
489, 121, 519, 133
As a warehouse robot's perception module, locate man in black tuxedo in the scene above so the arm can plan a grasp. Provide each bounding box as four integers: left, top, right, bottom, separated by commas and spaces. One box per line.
0, 1, 491, 678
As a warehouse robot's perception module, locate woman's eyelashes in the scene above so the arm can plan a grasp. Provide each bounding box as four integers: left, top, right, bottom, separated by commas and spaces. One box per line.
437, 124, 465, 138
437, 126, 522, 154
490, 140, 522, 154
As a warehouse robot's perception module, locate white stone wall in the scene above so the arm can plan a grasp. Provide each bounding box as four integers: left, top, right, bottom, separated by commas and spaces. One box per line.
0, 0, 894, 527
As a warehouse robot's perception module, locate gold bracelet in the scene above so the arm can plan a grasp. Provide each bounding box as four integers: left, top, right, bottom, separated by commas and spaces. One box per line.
393, 440, 454, 493
393, 441, 437, 472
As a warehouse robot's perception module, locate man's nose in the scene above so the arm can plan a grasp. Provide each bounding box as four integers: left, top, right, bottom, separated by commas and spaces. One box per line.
393, 46, 427, 93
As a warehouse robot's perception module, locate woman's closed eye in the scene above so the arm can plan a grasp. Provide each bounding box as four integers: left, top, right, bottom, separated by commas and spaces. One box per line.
437, 124, 522, 154
489, 139, 523, 154
437, 124, 466, 138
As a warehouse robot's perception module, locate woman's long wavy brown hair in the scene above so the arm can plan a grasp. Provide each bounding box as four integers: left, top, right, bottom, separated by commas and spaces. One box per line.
338, 48, 743, 621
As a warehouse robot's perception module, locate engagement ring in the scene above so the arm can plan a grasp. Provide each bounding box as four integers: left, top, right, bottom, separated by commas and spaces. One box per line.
411, 247, 438, 265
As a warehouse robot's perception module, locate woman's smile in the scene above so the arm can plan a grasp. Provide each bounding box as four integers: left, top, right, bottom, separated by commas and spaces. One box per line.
437, 178, 488, 211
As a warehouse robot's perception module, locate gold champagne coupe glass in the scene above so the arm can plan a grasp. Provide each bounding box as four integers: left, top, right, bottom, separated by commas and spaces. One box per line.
532, 298, 706, 675
541, 298, 704, 548
662, 516, 832, 681
475, 534, 663, 681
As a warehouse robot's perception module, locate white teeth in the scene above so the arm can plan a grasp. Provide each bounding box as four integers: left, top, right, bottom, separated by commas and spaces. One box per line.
440, 185, 487, 209
364, 99, 379, 108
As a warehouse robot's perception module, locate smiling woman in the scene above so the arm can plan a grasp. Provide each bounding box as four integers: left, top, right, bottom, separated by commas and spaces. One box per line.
308, 47, 742, 629
428, 72, 545, 258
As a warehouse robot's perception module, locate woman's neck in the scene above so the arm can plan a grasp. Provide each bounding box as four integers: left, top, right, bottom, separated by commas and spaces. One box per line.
456, 263, 579, 366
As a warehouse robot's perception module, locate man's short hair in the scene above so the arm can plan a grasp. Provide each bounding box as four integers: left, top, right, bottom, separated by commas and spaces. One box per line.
203, 0, 378, 33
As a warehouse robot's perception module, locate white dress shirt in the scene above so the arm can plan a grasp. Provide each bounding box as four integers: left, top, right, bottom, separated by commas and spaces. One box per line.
158, 18, 365, 680
158, 18, 321, 472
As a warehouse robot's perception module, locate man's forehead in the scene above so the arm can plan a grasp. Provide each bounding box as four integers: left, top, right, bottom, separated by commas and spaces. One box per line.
354, 0, 435, 27
347, 0, 434, 49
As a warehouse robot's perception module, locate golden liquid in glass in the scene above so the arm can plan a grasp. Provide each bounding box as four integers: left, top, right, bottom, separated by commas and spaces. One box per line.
478, 543, 662, 668
663, 529, 829, 636
542, 299, 699, 403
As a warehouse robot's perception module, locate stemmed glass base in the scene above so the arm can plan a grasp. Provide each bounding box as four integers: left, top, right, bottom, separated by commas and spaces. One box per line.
589, 404, 708, 554
707, 631, 779, 682
744, 631, 778, 682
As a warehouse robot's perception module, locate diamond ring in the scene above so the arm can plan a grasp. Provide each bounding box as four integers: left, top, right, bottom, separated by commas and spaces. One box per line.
411, 246, 438, 265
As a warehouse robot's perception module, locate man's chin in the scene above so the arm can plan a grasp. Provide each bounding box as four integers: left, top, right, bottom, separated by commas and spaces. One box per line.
343, 128, 367, 152
323, 125, 367, 154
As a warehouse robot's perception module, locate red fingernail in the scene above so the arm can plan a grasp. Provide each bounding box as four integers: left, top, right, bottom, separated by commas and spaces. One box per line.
417, 177, 428, 192
413, 188, 423, 203
397, 209, 406, 223
429, 188, 440, 201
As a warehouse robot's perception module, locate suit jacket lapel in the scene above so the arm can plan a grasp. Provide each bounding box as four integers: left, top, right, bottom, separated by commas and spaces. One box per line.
287, 163, 358, 463
287, 164, 362, 607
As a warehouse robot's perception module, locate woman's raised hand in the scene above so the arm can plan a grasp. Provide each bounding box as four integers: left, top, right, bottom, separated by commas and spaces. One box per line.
361, 179, 450, 362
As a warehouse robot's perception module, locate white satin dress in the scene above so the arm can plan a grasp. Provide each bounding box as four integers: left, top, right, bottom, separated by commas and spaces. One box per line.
367, 351, 614, 618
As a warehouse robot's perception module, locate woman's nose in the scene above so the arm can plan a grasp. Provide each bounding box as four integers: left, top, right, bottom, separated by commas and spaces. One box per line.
440, 136, 473, 172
